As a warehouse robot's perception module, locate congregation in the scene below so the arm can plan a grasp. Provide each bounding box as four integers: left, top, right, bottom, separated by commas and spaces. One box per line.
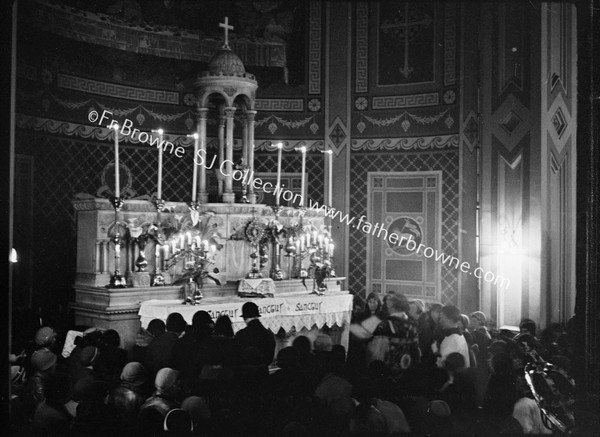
9, 293, 576, 436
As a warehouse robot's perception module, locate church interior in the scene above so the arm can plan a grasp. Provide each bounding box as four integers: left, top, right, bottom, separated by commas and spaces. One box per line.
5, 0, 600, 434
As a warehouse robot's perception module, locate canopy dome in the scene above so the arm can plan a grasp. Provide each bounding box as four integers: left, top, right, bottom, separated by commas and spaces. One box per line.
208, 47, 246, 76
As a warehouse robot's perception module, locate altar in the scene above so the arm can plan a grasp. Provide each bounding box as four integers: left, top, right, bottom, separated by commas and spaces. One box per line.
69, 38, 346, 356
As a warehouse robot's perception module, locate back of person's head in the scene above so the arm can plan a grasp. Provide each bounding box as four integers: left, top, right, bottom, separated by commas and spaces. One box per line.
214, 315, 234, 337
164, 408, 192, 434
166, 312, 187, 334
443, 352, 466, 372
181, 396, 211, 429
441, 305, 461, 323
459, 314, 470, 330
34, 326, 57, 347
292, 335, 311, 355
314, 334, 333, 352
191, 310, 214, 340
386, 292, 410, 313
409, 299, 425, 316
155, 367, 179, 396
121, 361, 147, 388
277, 346, 300, 370
31, 347, 58, 372
519, 318, 537, 337
79, 346, 98, 367
491, 352, 513, 376
101, 329, 121, 348
147, 319, 166, 338
469, 311, 487, 327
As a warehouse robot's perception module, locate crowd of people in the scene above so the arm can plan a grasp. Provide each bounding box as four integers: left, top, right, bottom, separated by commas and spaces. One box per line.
9, 293, 577, 436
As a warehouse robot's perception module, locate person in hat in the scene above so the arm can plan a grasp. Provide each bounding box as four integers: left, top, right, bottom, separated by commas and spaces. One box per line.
234, 302, 276, 366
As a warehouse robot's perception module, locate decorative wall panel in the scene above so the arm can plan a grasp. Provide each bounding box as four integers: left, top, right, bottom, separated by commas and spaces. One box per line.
349, 150, 459, 306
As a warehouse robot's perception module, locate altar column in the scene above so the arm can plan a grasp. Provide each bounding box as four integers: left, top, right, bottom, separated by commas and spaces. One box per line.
197, 108, 209, 203
222, 106, 236, 203
218, 110, 225, 197
246, 110, 257, 203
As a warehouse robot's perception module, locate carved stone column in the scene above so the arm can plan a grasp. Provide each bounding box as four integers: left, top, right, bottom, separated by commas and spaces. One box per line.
222, 107, 236, 203
196, 108, 209, 203
217, 110, 225, 197
246, 110, 257, 203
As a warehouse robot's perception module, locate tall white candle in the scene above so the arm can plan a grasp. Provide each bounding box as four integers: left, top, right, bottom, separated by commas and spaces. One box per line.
163, 244, 169, 259
300, 146, 306, 207
113, 125, 120, 198
327, 149, 333, 207
329, 243, 334, 257
192, 133, 199, 201
157, 129, 163, 199
276, 143, 283, 206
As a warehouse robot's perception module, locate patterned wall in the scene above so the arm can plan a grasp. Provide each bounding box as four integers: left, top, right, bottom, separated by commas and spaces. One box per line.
348, 149, 459, 306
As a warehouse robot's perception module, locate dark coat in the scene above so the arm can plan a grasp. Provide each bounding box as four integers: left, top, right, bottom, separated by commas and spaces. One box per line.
145, 331, 179, 375
234, 319, 276, 366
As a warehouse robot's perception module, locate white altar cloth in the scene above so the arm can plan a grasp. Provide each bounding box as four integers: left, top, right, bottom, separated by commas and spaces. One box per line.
138, 293, 354, 334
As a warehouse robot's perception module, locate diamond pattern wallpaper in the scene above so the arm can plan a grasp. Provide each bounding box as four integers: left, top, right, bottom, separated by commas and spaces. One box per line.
349, 149, 460, 307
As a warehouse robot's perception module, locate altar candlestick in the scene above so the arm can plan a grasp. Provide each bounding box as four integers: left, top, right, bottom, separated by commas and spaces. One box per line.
180, 234, 185, 249
113, 124, 120, 198
191, 133, 199, 201
155, 129, 164, 199
305, 233, 310, 249
155, 244, 161, 269
171, 240, 177, 254
299, 237, 304, 252
163, 244, 169, 259
313, 231, 317, 245
276, 143, 283, 205
297, 146, 306, 207
329, 243, 334, 257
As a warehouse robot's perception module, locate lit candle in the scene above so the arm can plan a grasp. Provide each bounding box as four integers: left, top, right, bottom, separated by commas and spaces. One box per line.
305, 233, 310, 248
192, 133, 199, 201
300, 236, 304, 252
276, 143, 283, 206
157, 129, 163, 199
327, 149, 333, 207
163, 244, 169, 259
313, 231, 317, 245
155, 244, 160, 259
187, 232, 192, 246
329, 243, 334, 257
171, 239, 177, 254
300, 146, 306, 206
113, 124, 120, 198
180, 234, 185, 249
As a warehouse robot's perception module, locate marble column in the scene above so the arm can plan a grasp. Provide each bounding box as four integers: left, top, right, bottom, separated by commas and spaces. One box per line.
197, 108, 209, 203
222, 107, 236, 203
218, 109, 225, 197
246, 110, 257, 203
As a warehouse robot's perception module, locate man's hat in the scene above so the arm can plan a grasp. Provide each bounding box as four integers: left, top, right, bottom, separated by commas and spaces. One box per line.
241, 302, 260, 318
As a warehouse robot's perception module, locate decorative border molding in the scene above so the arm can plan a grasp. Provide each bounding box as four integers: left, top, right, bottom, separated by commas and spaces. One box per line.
372, 93, 439, 109
58, 73, 180, 105
29, 0, 286, 68
444, 3, 457, 86
355, 2, 369, 93
255, 99, 304, 112
351, 134, 459, 151
17, 114, 326, 155
309, 1, 322, 94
